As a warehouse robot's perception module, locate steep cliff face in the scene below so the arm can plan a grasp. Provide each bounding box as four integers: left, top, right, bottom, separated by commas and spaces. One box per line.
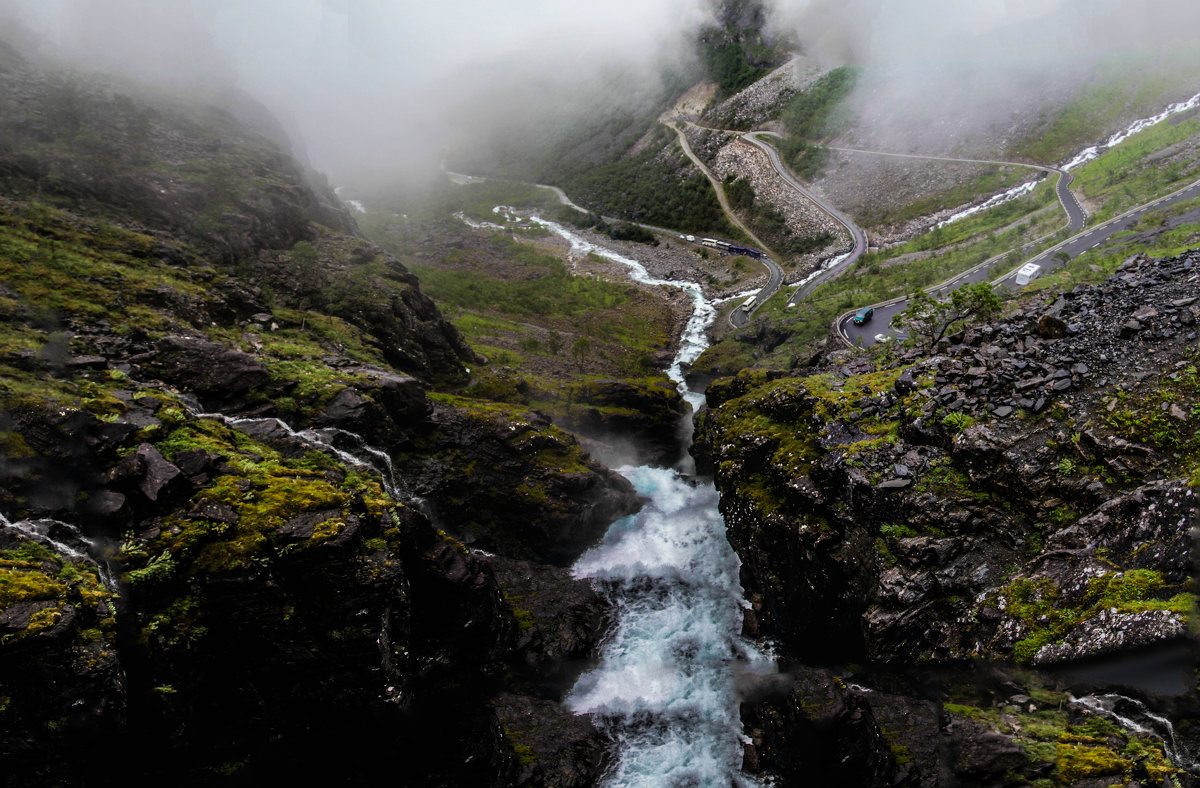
0, 44, 626, 786
696, 251, 1200, 785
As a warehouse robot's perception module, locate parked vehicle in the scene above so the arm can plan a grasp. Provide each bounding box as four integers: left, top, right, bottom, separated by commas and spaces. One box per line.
1015, 262, 1042, 285
852, 306, 874, 325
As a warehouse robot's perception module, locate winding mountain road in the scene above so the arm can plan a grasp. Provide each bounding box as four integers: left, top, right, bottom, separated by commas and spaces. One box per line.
739, 132, 869, 304
826, 146, 1087, 232
837, 176, 1200, 347
662, 121, 784, 327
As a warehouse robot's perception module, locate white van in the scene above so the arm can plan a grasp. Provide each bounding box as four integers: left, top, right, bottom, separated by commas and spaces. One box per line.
1015, 263, 1042, 286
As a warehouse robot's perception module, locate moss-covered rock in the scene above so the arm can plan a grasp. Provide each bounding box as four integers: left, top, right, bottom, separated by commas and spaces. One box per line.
0, 532, 123, 785
395, 394, 641, 566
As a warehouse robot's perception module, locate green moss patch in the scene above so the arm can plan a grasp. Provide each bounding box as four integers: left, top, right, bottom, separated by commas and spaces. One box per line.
988, 570, 1191, 664
121, 416, 391, 582
0, 539, 115, 644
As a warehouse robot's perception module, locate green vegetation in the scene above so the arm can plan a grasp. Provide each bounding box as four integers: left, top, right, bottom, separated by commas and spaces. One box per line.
1072, 112, 1200, 222
892, 281, 1001, 350
1010, 52, 1199, 164
693, 182, 1067, 377
0, 199, 201, 339
988, 570, 1191, 664
698, 368, 908, 515
1097, 358, 1200, 486
773, 67, 860, 178
698, 38, 774, 97
937, 678, 1181, 785
554, 208, 659, 245
695, 7, 785, 98
781, 67, 860, 142
554, 126, 737, 236
122, 411, 392, 584
410, 237, 627, 318
864, 168, 1058, 233
358, 182, 683, 389
0, 538, 114, 644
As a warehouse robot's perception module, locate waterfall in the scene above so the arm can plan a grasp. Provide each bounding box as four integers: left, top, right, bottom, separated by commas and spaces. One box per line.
194, 413, 403, 501
1064, 89, 1200, 170
0, 513, 120, 593
1072, 693, 1200, 773
512, 212, 772, 786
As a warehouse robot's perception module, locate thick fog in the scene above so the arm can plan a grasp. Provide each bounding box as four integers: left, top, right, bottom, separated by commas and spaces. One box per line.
4, 0, 1200, 182
765, 0, 1200, 156
1, 0, 712, 185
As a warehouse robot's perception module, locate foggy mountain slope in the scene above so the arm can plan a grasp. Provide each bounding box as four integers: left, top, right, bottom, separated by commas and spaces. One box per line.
668, 42, 1200, 239
0, 38, 642, 787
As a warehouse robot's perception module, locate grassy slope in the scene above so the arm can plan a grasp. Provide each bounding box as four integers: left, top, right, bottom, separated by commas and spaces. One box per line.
358, 181, 685, 415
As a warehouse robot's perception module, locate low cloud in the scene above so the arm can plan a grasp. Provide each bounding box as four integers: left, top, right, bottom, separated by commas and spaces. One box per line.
4, 0, 714, 184
764, 0, 1200, 158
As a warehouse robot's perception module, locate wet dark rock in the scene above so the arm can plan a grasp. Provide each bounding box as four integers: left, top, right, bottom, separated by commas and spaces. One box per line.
742, 666, 896, 787
131, 336, 270, 410
394, 402, 641, 567
949, 717, 1027, 778
1032, 608, 1187, 664
84, 489, 126, 516
278, 508, 340, 539
493, 693, 610, 788
557, 377, 688, 467
1120, 318, 1142, 337
310, 368, 429, 446
1037, 313, 1068, 338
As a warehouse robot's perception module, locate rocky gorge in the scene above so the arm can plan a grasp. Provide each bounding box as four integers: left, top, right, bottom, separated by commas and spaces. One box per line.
694, 250, 1200, 785
3, 17, 1200, 788
0, 40, 660, 786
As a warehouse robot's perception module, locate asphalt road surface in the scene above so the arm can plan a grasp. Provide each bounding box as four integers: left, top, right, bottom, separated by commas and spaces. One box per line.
839, 177, 1200, 347
739, 132, 869, 304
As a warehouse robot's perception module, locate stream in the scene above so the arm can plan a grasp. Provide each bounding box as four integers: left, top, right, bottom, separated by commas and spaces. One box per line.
519, 214, 773, 787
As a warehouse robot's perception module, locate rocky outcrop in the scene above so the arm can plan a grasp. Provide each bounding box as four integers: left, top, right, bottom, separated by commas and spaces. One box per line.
1, 379, 619, 786
0, 41, 615, 787
0, 527, 124, 786
557, 377, 689, 468
698, 251, 1200, 785
697, 251, 1200, 667
131, 336, 271, 411
394, 399, 641, 567
742, 666, 897, 786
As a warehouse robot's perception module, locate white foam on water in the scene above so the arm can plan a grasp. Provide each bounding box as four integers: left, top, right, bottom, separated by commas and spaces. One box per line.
935, 180, 1038, 229
1065, 89, 1200, 170
1072, 693, 1200, 772
0, 513, 90, 560
569, 468, 770, 788
0, 513, 118, 591
492, 211, 771, 786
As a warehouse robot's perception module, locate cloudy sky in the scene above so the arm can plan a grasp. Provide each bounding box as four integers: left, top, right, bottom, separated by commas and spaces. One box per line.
4, 0, 1199, 180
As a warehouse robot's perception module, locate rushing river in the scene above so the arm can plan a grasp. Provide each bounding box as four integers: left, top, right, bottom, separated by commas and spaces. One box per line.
518, 214, 772, 787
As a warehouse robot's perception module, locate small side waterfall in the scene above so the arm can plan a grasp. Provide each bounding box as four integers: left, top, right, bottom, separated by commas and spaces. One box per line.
195, 413, 403, 500
1072, 693, 1200, 773
0, 512, 120, 593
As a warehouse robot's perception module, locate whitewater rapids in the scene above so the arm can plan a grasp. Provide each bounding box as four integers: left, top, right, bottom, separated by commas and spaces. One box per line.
505, 212, 772, 787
